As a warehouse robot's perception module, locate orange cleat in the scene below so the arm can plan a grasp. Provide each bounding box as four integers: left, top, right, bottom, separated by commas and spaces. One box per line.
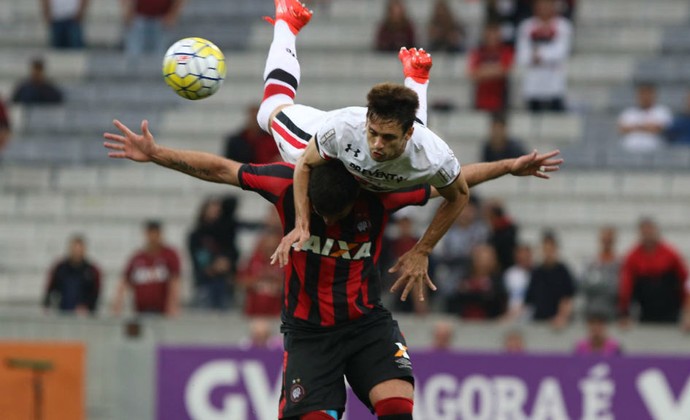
399, 47, 432, 84
264, 0, 313, 35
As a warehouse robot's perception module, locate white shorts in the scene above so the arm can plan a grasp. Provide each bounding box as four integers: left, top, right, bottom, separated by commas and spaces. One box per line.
270, 104, 327, 163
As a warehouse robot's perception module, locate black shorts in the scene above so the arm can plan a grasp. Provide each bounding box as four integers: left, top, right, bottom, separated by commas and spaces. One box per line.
279, 313, 414, 419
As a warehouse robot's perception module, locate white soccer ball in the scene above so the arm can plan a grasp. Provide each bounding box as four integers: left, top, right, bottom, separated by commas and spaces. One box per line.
162, 37, 226, 100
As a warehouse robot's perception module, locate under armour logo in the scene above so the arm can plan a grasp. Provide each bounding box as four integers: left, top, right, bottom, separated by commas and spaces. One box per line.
285, 47, 295, 58
345, 144, 360, 157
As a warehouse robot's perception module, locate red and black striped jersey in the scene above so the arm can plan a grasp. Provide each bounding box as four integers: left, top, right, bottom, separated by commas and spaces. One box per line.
238, 162, 430, 330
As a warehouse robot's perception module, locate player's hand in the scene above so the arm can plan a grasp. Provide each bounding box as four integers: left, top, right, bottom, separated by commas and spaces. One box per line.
271, 227, 310, 268
510, 149, 563, 179
103, 119, 157, 162
389, 248, 437, 302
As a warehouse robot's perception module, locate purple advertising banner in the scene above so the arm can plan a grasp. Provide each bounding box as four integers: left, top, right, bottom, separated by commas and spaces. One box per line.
157, 347, 690, 420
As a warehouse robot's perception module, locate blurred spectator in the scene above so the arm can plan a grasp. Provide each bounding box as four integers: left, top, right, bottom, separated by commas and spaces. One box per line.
12, 58, 63, 105
427, 0, 465, 54
237, 212, 284, 317
580, 227, 620, 321
618, 83, 672, 153
188, 198, 235, 311
224, 105, 280, 164
503, 328, 525, 353
485, 199, 518, 273
449, 244, 507, 319
468, 23, 514, 112
525, 231, 575, 329
386, 213, 428, 314
374, 0, 416, 52
481, 112, 526, 162
239, 318, 283, 350
122, 0, 186, 56
43, 235, 101, 315
574, 311, 622, 356
666, 91, 690, 146
485, 0, 533, 46
41, 0, 89, 49
112, 220, 181, 317
619, 218, 690, 329
503, 243, 533, 320
0, 96, 10, 156
516, 0, 572, 112
431, 320, 454, 351
433, 198, 489, 312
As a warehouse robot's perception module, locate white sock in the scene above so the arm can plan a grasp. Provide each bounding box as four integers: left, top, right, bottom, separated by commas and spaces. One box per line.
405, 77, 429, 126
263, 20, 300, 84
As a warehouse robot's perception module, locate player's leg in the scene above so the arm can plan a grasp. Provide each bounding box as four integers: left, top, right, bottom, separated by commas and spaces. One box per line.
344, 315, 415, 420
399, 47, 432, 126
370, 380, 414, 420
278, 331, 347, 419
257, 0, 313, 134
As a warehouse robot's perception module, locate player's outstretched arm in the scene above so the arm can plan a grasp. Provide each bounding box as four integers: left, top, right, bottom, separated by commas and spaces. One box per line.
390, 172, 470, 301
103, 119, 242, 186
429, 150, 564, 197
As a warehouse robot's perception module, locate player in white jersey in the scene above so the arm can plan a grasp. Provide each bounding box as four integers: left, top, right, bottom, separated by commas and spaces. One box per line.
259, 0, 560, 302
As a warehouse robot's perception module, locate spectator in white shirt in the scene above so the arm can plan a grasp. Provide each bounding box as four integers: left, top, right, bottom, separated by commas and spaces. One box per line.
618, 83, 672, 153
503, 243, 533, 321
516, 0, 572, 112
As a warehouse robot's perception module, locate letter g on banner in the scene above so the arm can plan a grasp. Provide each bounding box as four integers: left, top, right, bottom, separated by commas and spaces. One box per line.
185, 360, 247, 420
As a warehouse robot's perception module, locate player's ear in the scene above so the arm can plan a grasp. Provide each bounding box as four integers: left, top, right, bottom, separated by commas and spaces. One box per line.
404, 126, 414, 141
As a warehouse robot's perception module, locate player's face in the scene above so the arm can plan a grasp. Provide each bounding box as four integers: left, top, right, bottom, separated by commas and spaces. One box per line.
314, 203, 355, 226
366, 119, 412, 162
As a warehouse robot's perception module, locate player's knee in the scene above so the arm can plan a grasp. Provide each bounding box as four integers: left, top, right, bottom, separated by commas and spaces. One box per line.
300, 410, 338, 420
374, 397, 414, 419
256, 100, 274, 133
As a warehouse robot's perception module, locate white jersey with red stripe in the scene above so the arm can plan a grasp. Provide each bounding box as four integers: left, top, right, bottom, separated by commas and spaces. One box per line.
314, 107, 461, 192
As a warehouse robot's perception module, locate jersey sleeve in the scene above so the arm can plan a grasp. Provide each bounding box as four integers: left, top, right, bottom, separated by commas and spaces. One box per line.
380, 184, 431, 213
237, 162, 295, 204
428, 146, 462, 189
314, 116, 341, 161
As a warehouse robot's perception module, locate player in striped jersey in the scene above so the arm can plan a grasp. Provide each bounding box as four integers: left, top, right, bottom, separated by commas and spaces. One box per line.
258, 0, 560, 305
103, 115, 561, 420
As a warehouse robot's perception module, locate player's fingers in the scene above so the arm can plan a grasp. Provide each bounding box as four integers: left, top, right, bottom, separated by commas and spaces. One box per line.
107, 152, 126, 159
424, 275, 438, 291
103, 142, 125, 151
390, 275, 406, 292
540, 149, 561, 159
270, 252, 278, 266
535, 171, 550, 179
543, 165, 560, 172
113, 119, 134, 136
141, 119, 151, 137
401, 278, 416, 302
541, 158, 564, 167
418, 284, 425, 302
103, 132, 126, 143
388, 260, 401, 274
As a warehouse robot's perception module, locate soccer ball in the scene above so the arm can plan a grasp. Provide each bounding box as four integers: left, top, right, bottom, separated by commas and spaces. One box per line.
162, 37, 226, 100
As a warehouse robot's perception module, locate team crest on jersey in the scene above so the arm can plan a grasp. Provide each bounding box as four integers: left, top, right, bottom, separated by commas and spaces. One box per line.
296, 235, 372, 260
289, 378, 306, 403
356, 220, 372, 233
319, 129, 335, 147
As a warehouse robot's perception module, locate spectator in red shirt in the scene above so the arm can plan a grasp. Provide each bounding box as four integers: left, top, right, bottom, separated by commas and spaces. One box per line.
468, 22, 514, 112
237, 213, 284, 317
224, 105, 280, 164
450, 244, 507, 320
619, 218, 690, 330
122, 0, 186, 56
112, 220, 181, 316
374, 0, 416, 52
0, 96, 10, 156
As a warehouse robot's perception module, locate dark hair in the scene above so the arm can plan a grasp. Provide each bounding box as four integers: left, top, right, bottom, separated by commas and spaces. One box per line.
366, 83, 419, 133
542, 229, 558, 245
145, 219, 162, 231
308, 160, 360, 216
